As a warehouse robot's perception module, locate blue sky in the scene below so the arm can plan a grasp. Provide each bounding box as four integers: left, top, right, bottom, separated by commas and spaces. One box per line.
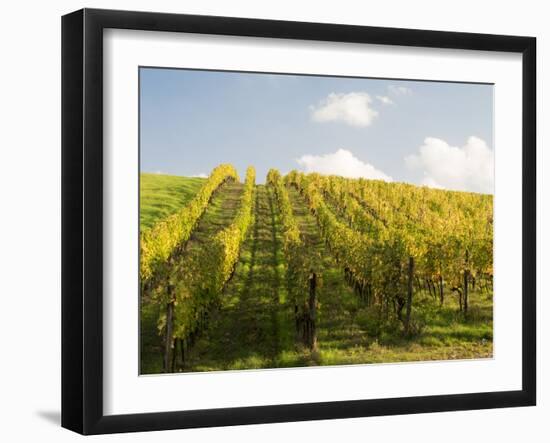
140, 68, 494, 193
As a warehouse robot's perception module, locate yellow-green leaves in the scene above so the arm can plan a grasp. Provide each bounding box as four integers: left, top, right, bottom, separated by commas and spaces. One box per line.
170, 166, 256, 341
286, 171, 492, 307
140, 164, 238, 285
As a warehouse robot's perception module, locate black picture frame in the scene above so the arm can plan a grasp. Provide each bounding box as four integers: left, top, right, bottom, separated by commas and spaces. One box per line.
62, 8, 536, 435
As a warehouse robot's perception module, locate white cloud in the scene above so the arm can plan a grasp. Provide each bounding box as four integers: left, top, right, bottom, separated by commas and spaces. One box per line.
405, 136, 494, 194
191, 172, 208, 178
297, 149, 392, 181
376, 95, 394, 105
388, 85, 412, 96
310, 92, 378, 127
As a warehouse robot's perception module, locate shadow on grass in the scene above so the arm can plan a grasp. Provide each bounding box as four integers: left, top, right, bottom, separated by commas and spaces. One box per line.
181, 185, 297, 371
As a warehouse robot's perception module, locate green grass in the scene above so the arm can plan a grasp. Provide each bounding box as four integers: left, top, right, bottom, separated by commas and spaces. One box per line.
316, 290, 493, 365
140, 173, 205, 230
140, 178, 493, 373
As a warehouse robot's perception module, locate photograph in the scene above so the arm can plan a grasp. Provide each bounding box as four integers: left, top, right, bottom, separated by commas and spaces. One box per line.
139, 68, 494, 374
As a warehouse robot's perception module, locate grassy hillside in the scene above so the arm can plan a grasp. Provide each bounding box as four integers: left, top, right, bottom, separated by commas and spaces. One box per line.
140, 173, 205, 230
140, 172, 493, 374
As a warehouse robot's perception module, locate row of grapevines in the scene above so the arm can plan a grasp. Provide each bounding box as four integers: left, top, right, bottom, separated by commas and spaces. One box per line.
315, 172, 493, 286
318, 171, 489, 304
315, 174, 447, 305
314, 174, 388, 240
346, 176, 493, 291
267, 169, 301, 248
267, 169, 306, 305
140, 164, 239, 286
169, 166, 256, 342
286, 170, 492, 319
268, 169, 320, 348
285, 171, 383, 301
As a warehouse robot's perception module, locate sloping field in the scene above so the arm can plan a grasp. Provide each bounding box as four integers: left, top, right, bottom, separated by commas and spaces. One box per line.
140, 173, 205, 230
140, 168, 493, 374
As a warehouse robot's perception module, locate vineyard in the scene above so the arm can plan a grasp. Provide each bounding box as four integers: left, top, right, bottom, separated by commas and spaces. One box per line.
140, 166, 493, 374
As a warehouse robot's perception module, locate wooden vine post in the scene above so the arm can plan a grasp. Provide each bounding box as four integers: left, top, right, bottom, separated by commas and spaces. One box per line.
163, 283, 175, 373
307, 270, 318, 351
463, 250, 470, 315
439, 274, 444, 306
405, 256, 414, 335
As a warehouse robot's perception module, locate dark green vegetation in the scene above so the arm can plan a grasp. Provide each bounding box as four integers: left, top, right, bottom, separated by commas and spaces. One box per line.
140, 173, 493, 374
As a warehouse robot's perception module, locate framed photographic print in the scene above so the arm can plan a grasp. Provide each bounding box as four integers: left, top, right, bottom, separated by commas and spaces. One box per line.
61, 8, 536, 435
